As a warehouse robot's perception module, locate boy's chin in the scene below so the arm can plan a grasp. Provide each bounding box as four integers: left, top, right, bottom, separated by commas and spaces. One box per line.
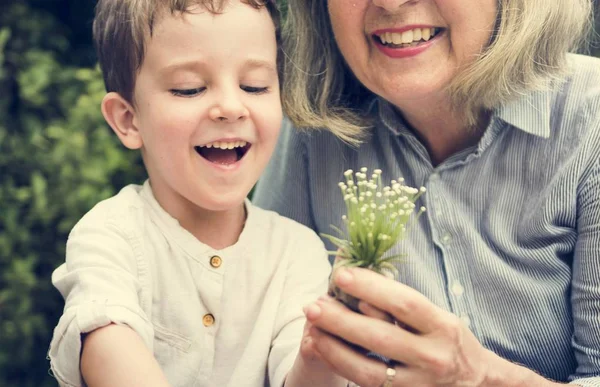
194, 194, 248, 213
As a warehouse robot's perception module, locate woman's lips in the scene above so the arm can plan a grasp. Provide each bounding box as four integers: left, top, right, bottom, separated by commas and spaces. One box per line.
372, 28, 443, 59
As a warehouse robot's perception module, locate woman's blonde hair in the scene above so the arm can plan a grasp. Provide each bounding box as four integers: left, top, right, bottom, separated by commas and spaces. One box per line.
93, 0, 281, 104
282, 0, 594, 144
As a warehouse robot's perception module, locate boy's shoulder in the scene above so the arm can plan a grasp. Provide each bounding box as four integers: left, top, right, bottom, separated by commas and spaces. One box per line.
71, 183, 146, 234
248, 202, 324, 247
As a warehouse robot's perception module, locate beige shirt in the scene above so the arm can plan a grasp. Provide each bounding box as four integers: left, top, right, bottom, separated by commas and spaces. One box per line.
48, 181, 331, 387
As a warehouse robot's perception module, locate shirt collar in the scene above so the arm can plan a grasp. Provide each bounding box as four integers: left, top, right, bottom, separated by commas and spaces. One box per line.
495, 88, 551, 138
139, 180, 257, 256
377, 88, 552, 139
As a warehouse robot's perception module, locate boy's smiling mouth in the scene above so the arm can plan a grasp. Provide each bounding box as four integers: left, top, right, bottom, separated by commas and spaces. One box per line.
194, 140, 251, 166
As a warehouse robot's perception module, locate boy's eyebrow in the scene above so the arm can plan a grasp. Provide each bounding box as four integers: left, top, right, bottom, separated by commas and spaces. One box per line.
158, 58, 277, 76
241, 59, 278, 75
158, 60, 208, 76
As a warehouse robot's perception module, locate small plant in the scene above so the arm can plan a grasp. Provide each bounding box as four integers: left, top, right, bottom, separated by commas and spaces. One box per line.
321, 168, 425, 312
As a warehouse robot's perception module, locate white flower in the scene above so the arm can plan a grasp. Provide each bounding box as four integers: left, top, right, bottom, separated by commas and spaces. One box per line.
322, 167, 426, 276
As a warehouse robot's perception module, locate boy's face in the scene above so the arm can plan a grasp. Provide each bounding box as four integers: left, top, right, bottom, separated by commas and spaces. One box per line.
131, 2, 281, 216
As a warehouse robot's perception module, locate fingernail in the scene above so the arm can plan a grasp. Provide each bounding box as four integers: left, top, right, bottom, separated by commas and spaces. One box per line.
336, 268, 353, 285
304, 304, 322, 320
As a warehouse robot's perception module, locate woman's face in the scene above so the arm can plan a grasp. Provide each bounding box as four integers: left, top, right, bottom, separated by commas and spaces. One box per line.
327, 0, 497, 110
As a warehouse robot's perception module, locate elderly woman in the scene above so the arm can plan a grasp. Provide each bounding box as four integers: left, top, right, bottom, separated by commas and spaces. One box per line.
253, 0, 600, 386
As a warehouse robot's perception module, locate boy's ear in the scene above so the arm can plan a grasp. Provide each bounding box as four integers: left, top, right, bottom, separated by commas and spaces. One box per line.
101, 92, 143, 150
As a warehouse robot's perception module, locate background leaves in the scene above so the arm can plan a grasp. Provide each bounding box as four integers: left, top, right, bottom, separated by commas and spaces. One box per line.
0, 2, 144, 386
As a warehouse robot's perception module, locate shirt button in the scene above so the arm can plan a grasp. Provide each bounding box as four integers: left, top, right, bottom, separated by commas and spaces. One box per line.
210, 255, 222, 268
451, 281, 464, 296
202, 314, 215, 327
441, 232, 452, 245
429, 172, 440, 182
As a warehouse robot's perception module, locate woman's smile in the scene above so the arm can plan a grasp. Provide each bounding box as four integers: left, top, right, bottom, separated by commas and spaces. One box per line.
372, 26, 444, 58
328, 0, 497, 110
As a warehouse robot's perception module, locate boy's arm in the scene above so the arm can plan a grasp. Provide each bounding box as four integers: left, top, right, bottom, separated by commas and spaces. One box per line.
267, 224, 347, 387
81, 324, 170, 387
49, 198, 157, 387
283, 322, 347, 387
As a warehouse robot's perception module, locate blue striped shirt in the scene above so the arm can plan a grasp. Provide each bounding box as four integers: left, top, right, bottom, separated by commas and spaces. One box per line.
253, 54, 600, 385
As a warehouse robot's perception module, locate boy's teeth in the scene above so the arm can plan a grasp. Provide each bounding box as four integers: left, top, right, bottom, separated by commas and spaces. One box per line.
202, 140, 247, 150
379, 28, 437, 45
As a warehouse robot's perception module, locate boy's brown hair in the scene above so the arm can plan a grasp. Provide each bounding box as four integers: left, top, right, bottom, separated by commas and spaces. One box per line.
93, 0, 281, 104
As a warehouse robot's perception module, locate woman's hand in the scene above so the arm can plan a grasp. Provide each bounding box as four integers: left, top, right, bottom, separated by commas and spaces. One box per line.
284, 319, 348, 387
304, 267, 548, 387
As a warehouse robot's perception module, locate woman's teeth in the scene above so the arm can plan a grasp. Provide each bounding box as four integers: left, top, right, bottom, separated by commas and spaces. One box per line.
377, 28, 440, 46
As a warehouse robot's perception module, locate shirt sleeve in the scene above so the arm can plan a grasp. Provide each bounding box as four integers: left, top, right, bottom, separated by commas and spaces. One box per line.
253, 118, 318, 230
569, 106, 600, 385
267, 225, 332, 387
48, 206, 154, 387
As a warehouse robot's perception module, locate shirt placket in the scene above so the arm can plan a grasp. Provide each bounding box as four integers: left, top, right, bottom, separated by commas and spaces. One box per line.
425, 168, 477, 333
193, 252, 225, 381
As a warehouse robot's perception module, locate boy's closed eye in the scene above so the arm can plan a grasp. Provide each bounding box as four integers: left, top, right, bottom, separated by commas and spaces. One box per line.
170, 87, 206, 97
170, 85, 270, 97
240, 85, 269, 94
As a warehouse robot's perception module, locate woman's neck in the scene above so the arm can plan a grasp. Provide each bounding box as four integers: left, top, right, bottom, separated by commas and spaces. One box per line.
394, 97, 489, 167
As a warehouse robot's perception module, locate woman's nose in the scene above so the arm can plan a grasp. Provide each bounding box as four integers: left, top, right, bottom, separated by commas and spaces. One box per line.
372, 0, 416, 11
209, 91, 249, 122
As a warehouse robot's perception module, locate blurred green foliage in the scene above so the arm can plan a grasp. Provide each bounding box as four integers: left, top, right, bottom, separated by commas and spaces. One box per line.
0, 0, 595, 386
0, 1, 144, 386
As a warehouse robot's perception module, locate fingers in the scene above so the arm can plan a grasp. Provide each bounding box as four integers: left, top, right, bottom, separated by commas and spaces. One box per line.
300, 334, 325, 363
300, 305, 324, 362
310, 326, 436, 387
306, 296, 438, 367
333, 267, 452, 333
309, 325, 394, 387
332, 251, 346, 270
358, 301, 394, 324
358, 302, 417, 334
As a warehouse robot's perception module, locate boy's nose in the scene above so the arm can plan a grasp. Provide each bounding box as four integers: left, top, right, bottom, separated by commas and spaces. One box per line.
209, 92, 249, 122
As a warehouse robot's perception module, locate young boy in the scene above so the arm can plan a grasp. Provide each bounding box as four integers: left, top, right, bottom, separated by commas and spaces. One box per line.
47, 1, 346, 386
